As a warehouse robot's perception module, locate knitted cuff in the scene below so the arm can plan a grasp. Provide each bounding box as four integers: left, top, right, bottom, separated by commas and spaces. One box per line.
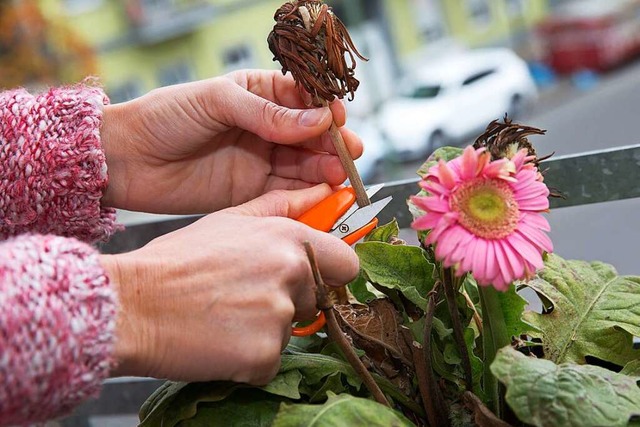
0, 85, 121, 243
0, 234, 117, 425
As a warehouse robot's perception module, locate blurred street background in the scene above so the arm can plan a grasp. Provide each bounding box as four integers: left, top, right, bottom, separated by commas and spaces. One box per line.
2, 1, 639, 291
3, 0, 640, 425
3, 0, 639, 284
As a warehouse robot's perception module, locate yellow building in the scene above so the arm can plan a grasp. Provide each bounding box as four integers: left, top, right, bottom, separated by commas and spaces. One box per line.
36, 0, 551, 105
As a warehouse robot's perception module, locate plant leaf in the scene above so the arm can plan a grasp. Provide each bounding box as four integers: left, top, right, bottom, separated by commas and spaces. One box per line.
272, 392, 415, 427
416, 146, 464, 178
176, 389, 285, 427
348, 272, 379, 305
491, 347, 640, 427
522, 253, 640, 366
355, 242, 435, 309
365, 219, 400, 243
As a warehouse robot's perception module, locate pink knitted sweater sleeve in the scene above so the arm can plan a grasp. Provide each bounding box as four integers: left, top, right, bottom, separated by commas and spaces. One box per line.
0, 86, 121, 424
0, 234, 117, 425
0, 85, 120, 242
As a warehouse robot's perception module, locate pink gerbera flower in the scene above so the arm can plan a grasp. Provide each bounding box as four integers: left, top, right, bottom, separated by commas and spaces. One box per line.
411, 146, 553, 291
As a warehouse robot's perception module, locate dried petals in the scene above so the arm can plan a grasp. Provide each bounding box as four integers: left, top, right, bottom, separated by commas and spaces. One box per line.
268, 0, 367, 103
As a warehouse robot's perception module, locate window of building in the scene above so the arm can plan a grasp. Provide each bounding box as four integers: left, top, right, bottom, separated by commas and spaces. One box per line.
412, 0, 447, 41
109, 80, 144, 104
465, 0, 492, 27
506, 0, 525, 16
158, 62, 194, 87
63, 0, 103, 15
222, 44, 256, 73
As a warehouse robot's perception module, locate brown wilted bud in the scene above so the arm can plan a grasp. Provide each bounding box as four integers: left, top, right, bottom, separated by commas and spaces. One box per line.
268, 0, 367, 103
473, 114, 551, 168
474, 115, 564, 198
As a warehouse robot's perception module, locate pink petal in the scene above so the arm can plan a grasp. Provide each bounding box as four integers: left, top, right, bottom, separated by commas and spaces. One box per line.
435, 225, 469, 261
510, 149, 528, 170
494, 241, 517, 286
460, 146, 479, 180
471, 239, 490, 283
517, 222, 553, 253
436, 160, 457, 190
460, 237, 480, 273
507, 233, 544, 271
412, 213, 441, 230
446, 226, 475, 265
483, 158, 512, 179
521, 212, 551, 232
421, 196, 451, 213
485, 239, 498, 282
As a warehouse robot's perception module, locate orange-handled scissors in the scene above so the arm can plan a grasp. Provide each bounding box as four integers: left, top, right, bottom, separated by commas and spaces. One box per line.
292, 184, 392, 337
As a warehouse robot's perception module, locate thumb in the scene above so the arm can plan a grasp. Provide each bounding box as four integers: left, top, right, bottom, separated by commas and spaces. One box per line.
230, 184, 333, 218
227, 86, 333, 144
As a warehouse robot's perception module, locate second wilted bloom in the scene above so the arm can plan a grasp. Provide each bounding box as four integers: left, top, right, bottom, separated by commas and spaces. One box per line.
411, 146, 553, 291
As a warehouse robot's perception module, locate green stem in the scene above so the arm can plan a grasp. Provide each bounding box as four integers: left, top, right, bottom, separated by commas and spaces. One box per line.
477, 285, 511, 419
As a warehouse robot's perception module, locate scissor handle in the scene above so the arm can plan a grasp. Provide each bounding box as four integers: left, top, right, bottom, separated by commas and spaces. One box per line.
297, 186, 356, 231
292, 187, 374, 337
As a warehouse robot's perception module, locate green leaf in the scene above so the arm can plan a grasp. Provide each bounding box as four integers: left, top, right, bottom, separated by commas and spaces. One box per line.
522, 253, 640, 366
280, 354, 424, 417
621, 360, 640, 377
347, 272, 379, 305
491, 347, 640, 427
177, 389, 285, 427
355, 242, 435, 309
497, 285, 535, 338
365, 219, 400, 243
416, 146, 464, 178
272, 392, 415, 427
139, 381, 246, 427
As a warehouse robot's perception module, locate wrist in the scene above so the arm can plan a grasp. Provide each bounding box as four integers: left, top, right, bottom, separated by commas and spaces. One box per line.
100, 253, 142, 377
100, 104, 131, 209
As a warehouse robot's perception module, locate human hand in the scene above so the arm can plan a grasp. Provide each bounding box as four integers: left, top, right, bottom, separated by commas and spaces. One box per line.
100, 70, 363, 214
102, 185, 359, 384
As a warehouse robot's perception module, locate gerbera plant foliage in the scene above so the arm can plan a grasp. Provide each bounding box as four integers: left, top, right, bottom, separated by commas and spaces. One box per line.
139, 115, 640, 427
138, 1, 640, 426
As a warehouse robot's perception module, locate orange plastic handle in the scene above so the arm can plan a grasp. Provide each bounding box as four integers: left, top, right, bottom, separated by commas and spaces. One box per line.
291, 312, 326, 337
297, 187, 356, 231
292, 187, 374, 337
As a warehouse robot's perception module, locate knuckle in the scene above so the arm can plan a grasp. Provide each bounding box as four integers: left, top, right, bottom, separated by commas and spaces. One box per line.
231, 339, 282, 385
260, 101, 289, 141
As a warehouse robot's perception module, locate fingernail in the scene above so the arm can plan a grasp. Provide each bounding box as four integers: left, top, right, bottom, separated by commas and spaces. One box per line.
299, 108, 327, 127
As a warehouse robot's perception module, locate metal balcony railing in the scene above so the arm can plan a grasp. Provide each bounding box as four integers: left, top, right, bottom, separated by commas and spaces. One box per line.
125, 0, 217, 45
59, 144, 640, 426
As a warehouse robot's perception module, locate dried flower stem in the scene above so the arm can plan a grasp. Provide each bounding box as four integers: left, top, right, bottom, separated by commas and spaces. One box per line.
304, 242, 390, 407
320, 99, 370, 207
443, 268, 473, 391
413, 282, 449, 427
269, 1, 370, 207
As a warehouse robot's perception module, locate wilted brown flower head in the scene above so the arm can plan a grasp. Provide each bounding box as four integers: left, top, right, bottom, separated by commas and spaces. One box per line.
268, 0, 367, 103
473, 115, 551, 168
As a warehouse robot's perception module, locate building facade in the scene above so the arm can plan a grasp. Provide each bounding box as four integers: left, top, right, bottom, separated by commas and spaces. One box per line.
36, 0, 551, 106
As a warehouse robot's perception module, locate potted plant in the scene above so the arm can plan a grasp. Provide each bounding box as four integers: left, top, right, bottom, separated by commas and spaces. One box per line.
137, 2, 640, 425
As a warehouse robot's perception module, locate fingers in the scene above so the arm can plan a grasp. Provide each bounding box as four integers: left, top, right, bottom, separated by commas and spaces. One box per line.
228, 186, 360, 285
223, 71, 351, 146
229, 184, 333, 219
270, 146, 348, 186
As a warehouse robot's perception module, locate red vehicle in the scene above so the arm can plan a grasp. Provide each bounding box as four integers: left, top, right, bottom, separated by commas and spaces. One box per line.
537, 0, 640, 74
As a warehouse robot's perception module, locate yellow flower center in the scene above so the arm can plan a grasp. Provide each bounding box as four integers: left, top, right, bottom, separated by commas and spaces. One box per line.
451, 178, 518, 239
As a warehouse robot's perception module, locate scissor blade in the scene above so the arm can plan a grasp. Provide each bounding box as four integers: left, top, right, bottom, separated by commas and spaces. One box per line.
329, 196, 392, 240
365, 183, 385, 199
332, 184, 386, 229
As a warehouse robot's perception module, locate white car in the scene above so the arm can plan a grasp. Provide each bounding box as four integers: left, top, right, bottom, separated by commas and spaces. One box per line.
377, 48, 538, 160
